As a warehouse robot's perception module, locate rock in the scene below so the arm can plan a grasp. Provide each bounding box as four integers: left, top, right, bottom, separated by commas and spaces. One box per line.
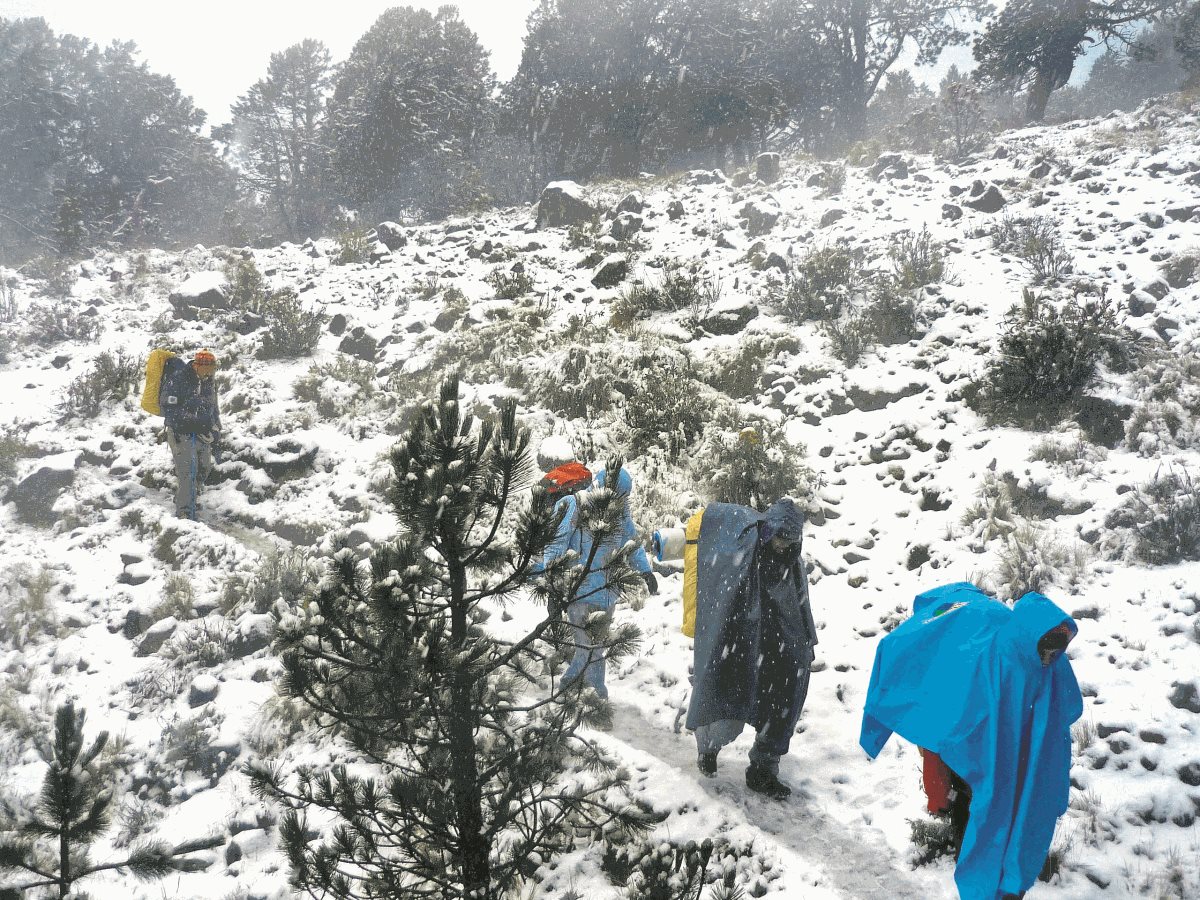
136, 617, 178, 657
1127, 291, 1157, 317
537, 435, 577, 471
1179, 762, 1200, 787
667, 200, 685, 221
117, 563, 153, 587
1170, 681, 1200, 714
232, 312, 265, 335
616, 191, 645, 214
122, 608, 151, 640
1076, 395, 1132, 449
610, 212, 644, 241
1140, 729, 1167, 744
337, 327, 379, 362
1166, 205, 1199, 223
1030, 161, 1052, 178
432, 308, 460, 332
590, 254, 628, 288
941, 203, 963, 222
188, 674, 220, 707
1140, 212, 1165, 229
846, 382, 926, 412
229, 613, 274, 658
700, 301, 759, 336
870, 153, 909, 180
1155, 313, 1180, 339
368, 240, 390, 264
536, 181, 597, 229
7, 453, 79, 527
763, 251, 789, 274
820, 209, 846, 228
328, 313, 347, 336
1142, 278, 1170, 301
687, 169, 727, 185
371, 221, 407, 251
170, 853, 215, 873
51, 355, 70, 369
963, 183, 1006, 213
169, 271, 230, 319
755, 152, 782, 184
1163, 254, 1199, 289
741, 199, 781, 236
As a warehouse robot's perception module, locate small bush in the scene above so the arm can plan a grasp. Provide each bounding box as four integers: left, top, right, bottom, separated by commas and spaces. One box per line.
910, 816, 959, 868
416, 272, 441, 299
691, 414, 817, 511
0, 424, 35, 486
890, 226, 945, 289
622, 347, 710, 455
59, 351, 141, 419
293, 357, 377, 418
152, 573, 196, 622
778, 245, 865, 323
960, 474, 1019, 543
528, 345, 617, 419
486, 266, 534, 299
992, 524, 1086, 600
822, 308, 874, 366
1124, 400, 1192, 456
334, 227, 371, 265
701, 333, 800, 400
864, 278, 920, 345
1161, 249, 1200, 289
0, 564, 58, 649
1110, 469, 1200, 564
0, 277, 17, 323
161, 708, 227, 777
158, 618, 233, 669
25, 301, 103, 345
221, 550, 315, 615
992, 215, 1073, 282
258, 288, 325, 359
966, 290, 1122, 426
224, 257, 268, 313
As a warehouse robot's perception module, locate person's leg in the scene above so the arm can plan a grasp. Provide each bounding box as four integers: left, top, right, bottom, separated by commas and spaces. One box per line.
167, 430, 195, 518
748, 667, 811, 771
693, 719, 744, 775
581, 605, 612, 699
561, 601, 589, 689
948, 769, 972, 860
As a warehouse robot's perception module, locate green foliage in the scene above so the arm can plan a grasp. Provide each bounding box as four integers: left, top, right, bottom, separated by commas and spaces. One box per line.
1109, 468, 1200, 564
966, 290, 1123, 426
778, 245, 865, 323
1161, 249, 1200, 289
0, 424, 35, 486
992, 215, 1073, 282
0, 564, 58, 650
58, 351, 141, 419
890, 226, 945, 289
700, 333, 801, 400
224, 257, 268, 312
487, 265, 535, 299
292, 356, 377, 419
622, 347, 710, 455
992, 523, 1085, 601
257, 288, 325, 359
25, 301, 103, 345
248, 377, 651, 898
691, 414, 817, 511
909, 816, 960, 867
221, 550, 315, 615
333, 227, 370, 266
0, 702, 189, 896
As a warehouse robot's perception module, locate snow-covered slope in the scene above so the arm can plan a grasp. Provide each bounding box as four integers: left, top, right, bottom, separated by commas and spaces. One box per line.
3, 96, 1200, 899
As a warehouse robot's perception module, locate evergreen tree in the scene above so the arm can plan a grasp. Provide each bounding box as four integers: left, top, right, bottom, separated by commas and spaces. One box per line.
326, 6, 494, 218
248, 376, 650, 899
0, 702, 196, 897
1176, 1, 1200, 85
974, 0, 1185, 122
219, 39, 333, 240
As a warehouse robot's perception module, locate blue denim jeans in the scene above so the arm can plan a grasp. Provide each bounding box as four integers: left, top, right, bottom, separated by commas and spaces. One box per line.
561, 601, 612, 699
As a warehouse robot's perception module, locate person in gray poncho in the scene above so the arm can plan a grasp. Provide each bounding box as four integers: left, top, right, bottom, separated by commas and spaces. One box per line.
685, 498, 817, 800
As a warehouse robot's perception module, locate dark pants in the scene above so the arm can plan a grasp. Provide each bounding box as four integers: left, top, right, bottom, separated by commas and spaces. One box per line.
167, 430, 211, 519
694, 667, 811, 772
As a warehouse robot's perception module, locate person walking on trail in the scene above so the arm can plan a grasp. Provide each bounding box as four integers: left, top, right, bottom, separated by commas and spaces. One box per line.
160, 348, 221, 520
860, 582, 1082, 900
684, 497, 816, 801
539, 462, 657, 704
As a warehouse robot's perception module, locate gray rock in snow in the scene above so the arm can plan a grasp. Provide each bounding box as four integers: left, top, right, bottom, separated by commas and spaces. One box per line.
169, 271, 230, 320
820, 209, 846, 228
610, 212, 644, 242
616, 191, 646, 214
755, 152, 782, 184
1139, 211, 1165, 229
701, 301, 759, 336
742, 199, 781, 236
1142, 278, 1171, 301
1167, 205, 1199, 223
135, 617, 178, 657
1127, 290, 1157, 317
590, 255, 629, 288
371, 221, 408, 251
328, 313, 347, 336
1029, 160, 1052, 179
941, 203, 963, 222
188, 673, 220, 707
536, 181, 597, 229
963, 183, 1006, 214
8, 454, 78, 527
687, 169, 727, 186
230, 613, 274, 659
338, 327, 379, 362
667, 200, 685, 221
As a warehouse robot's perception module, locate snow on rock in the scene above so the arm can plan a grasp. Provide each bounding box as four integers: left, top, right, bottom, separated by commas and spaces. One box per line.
169, 269, 231, 318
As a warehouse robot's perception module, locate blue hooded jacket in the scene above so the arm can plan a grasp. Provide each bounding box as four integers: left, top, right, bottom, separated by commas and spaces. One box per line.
686, 499, 815, 732
541, 467, 651, 609
860, 582, 1082, 900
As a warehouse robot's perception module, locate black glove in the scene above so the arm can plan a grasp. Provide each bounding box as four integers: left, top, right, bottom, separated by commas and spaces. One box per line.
642, 571, 659, 595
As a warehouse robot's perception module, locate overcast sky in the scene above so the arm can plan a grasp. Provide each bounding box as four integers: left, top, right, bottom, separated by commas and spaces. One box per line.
0, 0, 540, 127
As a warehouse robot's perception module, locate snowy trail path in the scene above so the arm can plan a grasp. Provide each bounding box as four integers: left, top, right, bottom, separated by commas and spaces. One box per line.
605, 700, 953, 899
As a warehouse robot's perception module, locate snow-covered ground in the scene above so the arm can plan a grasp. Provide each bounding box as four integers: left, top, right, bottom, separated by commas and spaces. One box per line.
3, 96, 1200, 899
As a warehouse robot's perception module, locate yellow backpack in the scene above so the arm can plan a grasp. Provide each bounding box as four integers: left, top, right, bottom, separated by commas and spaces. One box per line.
681, 507, 705, 638
140, 348, 178, 416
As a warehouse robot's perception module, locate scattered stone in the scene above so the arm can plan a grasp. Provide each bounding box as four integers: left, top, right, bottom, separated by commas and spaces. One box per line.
229, 613, 274, 659
1170, 681, 1200, 714
337, 327, 379, 362
371, 221, 407, 251
700, 301, 759, 336
1140, 729, 1167, 744
1127, 291, 1157, 317
1179, 762, 1200, 787
536, 181, 597, 229
136, 617, 178, 657
870, 153, 909, 180
169, 271, 230, 319
7, 453, 79, 527
232, 312, 266, 335
610, 212, 644, 241
741, 199, 781, 236
590, 254, 629, 288
1166, 205, 1198, 223
941, 203, 962, 222
820, 209, 846, 228
755, 152, 782, 184
667, 200, 685, 221
616, 191, 645, 214
963, 183, 1006, 214
188, 674, 220, 707
1140, 212, 1165, 229
906, 545, 931, 570
763, 251, 789, 274
687, 169, 726, 185
1029, 161, 1052, 179
328, 313, 347, 336
51, 355, 70, 369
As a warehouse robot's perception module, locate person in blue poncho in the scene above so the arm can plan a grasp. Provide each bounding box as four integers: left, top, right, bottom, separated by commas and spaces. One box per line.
860, 582, 1082, 900
541, 464, 657, 702
685, 498, 816, 800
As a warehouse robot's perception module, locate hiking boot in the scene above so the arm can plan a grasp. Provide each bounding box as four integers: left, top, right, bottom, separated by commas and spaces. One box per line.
745, 762, 791, 800
697, 752, 718, 777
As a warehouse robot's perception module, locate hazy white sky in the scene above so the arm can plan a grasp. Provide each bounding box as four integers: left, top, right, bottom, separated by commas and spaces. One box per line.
0, 0, 540, 127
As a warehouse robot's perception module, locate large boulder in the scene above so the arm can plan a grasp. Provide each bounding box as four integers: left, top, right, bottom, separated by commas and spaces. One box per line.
741, 199, 781, 236
338, 326, 379, 362
590, 255, 629, 288
610, 212, 644, 242
963, 182, 1007, 214
755, 152, 782, 184
169, 271, 230, 319
870, 153, 909, 180
687, 169, 727, 186
616, 191, 646, 214
701, 300, 759, 336
371, 221, 408, 251
7, 452, 79, 527
536, 181, 597, 229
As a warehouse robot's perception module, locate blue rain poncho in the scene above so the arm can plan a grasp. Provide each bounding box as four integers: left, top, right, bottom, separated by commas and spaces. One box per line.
860, 582, 1082, 900
685, 499, 816, 732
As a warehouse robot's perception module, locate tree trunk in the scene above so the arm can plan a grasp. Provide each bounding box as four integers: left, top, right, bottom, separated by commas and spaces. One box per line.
59, 823, 69, 898
446, 560, 491, 898
1025, 68, 1054, 123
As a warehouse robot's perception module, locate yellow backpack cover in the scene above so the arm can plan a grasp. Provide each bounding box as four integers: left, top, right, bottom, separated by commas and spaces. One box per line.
681, 507, 705, 638
140, 349, 177, 416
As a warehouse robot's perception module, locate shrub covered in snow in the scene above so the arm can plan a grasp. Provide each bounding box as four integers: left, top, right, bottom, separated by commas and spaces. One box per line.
257, 288, 324, 359
992, 215, 1074, 283
890, 226, 945, 289
25, 299, 102, 345
1107, 468, 1200, 564
778, 244, 865, 323
58, 350, 141, 419
691, 413, 817, 512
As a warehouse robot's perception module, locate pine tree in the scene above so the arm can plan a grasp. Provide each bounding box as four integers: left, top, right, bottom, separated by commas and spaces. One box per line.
0, 702, 196, 897
248, 375, 650, 899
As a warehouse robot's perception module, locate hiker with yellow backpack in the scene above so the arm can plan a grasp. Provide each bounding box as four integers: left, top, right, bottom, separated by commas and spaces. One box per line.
141, 348, 222, 520
656, 497, 817, 800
